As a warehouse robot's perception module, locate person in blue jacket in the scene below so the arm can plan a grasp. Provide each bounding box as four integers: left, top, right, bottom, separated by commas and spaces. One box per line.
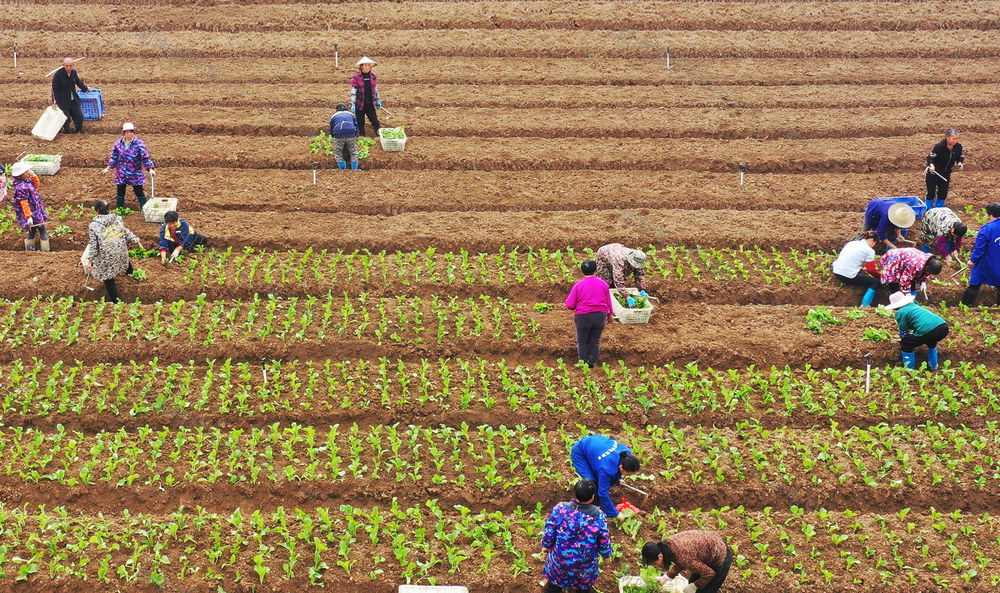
862, 198, 916, 251
159, 210, 208, 265
329, 103, 359, 171
570, 434, 640, 520
962, 203, 1000, 307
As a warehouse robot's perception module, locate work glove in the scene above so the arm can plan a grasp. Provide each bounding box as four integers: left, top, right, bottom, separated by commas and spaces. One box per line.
626, 297, 636, 308
639, 290, 648, 297
25, 217, 33, 226
928, 163, 935, 171
919, 281, 927, 292
615, 498, 640, 514
898, 330, 909, 339
149, 169, 156, 177
376, 101, 382, 109
350, 105, 355, 113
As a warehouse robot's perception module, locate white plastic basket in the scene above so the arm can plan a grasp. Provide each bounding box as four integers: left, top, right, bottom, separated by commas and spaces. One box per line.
618, 576, 648, 593
142, 197, 178, 223
610, 287, 654, 324
378, 127, 407, 151
31, 105, 68, 141
16, 153, 62, 176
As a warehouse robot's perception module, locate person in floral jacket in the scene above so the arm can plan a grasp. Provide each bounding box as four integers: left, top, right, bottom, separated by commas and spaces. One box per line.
540, 479, 612, 593
83, 200, 142, 304
877, 247, 942, 295
102, 122, 155, 211
595, 243, 647, 299
9, 162, 50, 252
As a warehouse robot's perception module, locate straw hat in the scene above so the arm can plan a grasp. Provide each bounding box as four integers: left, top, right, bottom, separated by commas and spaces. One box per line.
884, 291, 916, 310
11, 162, 32, 177
122, 122, 135, 131
887, 203, 916, 228
626, 249, 647, 269
356, 57, 377, 68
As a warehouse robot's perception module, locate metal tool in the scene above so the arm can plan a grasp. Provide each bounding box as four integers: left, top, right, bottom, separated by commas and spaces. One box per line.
83, 270, 95, 291
896, 237, 916, 245
379, 106, 394, 120
924, 166, 948, 183
45, 57, 86, 78
619, 482, 650, 505
863, 353, 872, 394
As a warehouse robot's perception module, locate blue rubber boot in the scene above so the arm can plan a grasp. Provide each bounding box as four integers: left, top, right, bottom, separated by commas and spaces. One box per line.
861, 288, 877, 307
901, 351, 916, 369
920, 243, 929, 253
350, 161, 359, 170
337, 162, 346, 170
927, 347, 939, 371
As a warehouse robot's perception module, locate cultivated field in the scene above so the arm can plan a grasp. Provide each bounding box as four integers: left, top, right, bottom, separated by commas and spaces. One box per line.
1, 2, 1000, 592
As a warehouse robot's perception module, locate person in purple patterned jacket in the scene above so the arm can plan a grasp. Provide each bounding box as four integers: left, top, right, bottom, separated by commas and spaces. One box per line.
540, 479, 612, 593
102, 122, 155, 211
9, 162, 50, 252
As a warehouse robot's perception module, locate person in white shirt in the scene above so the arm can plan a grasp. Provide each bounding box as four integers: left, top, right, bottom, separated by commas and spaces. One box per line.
832, 231, 881, 306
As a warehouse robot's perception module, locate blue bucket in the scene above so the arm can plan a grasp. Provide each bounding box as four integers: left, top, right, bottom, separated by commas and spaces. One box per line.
884, 196, 926, 220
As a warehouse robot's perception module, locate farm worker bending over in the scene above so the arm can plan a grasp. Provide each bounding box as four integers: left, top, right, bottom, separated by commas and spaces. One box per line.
641, 531, 733, 593
595, 243, 647, 299
565, 260, 614, 368
919, 207, 967, 264
831, 231, 881, 307
329, 103, 359, 170
51, 57, 89, 135
862, 198, 915, 251
102, 122, 155, 211
877, 248, 942, 296
159, 211, 208, 265
350, 57, 382, 137
9, 162, 49, 252
83, 200, 143, 304
570, 434, 640, 520
539, 479, 612, 593
962, 202, 1000, 307
885, 291, 948, 370
925, 128, 964, 209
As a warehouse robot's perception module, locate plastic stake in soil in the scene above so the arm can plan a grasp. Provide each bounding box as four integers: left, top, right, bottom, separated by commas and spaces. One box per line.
13, 43, 16, 68
334, 43, 338, 68
739, 163, 745, 186
864, 352, 872, 394
311, 161, 318, 185
261, 357, 268, 384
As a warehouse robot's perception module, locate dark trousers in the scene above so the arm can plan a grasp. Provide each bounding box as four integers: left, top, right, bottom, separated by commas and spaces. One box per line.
925, 174, 949, 204
834, 272, 879, 290
689, 548, 733, 593
574, 312, 607, 368
103, 263, 134, 304
542, 582, 592, 593
27, 225, 49, 241
56, 99, 84, 132
962, 284, 1000, 307
901, 322, 948, 353
356, 103, 380, 137
116, 184, 147, 210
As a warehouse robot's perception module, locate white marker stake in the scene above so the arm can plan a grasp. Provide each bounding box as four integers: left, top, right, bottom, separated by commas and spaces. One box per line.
334, 43, 339, 68
864, 354, 872, 394
739, 163, 746, 186
665, 47, 670, 69
313, 170, 316, 184
261, 358, 268, 384
13, 43, 16, 68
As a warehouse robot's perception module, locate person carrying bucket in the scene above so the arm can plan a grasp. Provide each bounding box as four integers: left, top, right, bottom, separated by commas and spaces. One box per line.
862, 198, 915, 251
101, 122, 155, 212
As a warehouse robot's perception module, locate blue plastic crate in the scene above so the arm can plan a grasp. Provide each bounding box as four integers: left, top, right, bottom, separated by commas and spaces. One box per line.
885, 195, 926, 220
78, 89, 103, 120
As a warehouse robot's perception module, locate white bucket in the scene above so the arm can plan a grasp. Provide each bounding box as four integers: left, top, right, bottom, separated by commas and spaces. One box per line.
32, 106, 68, 141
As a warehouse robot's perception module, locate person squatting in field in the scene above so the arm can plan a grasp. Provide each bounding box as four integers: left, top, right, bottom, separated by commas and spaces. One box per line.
925, 128, 964, 209
539, 479, 612, 593
885, 291, 948, 371
350, 57, 382, 137
831, 231, 881, 307
877, 248, 942, 296
102, 122, 155, 211
159, 211, 208, 266
9, 162, 49, 252
51, 58, 89, 134
565, 260, 614, 368
862, 198, 915, 251
84, 200, 143, 304
919, 207, 967, 265
594, 243, 648, 299
329, 103, 360, 170
569, 434, 640, 520
962, 202, 1000, 307
641, 531, 733, 593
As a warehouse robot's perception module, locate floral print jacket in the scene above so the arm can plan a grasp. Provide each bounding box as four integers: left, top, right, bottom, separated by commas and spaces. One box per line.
11, 177, 47, 231
107, 137, 154, 186
540, 500, 611, 589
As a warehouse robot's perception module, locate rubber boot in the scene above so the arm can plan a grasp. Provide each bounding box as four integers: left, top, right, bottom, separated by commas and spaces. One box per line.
39, 239, 51, 253
337, 162, 346, 170
350, 161, 359, 170
927, 348, 939, 371
24, 238, 35, 252
901, 351, 916, 369
136, 194, 147, 211
920, 243, 929, 253
115, 194, 125, 210
861, 287, 877, 307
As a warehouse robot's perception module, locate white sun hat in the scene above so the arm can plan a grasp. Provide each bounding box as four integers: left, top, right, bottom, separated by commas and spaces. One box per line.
122, 122, 135, 131
356, 56, 377, 67
887, 203, 916, 228
11, 162, 32, 177
884, 291, 916, 310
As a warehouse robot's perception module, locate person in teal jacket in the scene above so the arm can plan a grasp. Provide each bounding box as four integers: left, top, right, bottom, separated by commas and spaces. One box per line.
885, 291, 949, 370
570, 435, 640, 519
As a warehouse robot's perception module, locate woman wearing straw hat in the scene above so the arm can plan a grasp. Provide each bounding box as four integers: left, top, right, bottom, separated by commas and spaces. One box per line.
9, 162, 50, 252
862, 198, 916, 251
101, 122, 155, 212
885, 291, 948, 370
350, 57, 383, 137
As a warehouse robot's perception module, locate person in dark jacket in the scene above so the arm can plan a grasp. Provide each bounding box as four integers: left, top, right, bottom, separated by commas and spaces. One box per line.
925, 128, 964, 208
159, 211, 208, 265
51, 58, 89, 134
962, 203, 1000, 307
569, 435, 640, 520
329, 103, 359, 170
642, 531, 733, 593
350, 57, 382, 137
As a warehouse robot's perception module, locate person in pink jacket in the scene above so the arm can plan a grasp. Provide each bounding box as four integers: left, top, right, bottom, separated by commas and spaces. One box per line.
565, 260, 614, 368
